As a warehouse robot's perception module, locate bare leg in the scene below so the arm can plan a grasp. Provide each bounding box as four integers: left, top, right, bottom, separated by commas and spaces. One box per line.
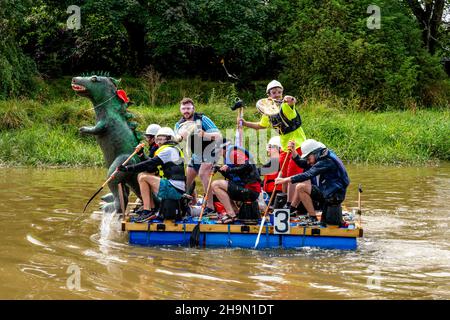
295, 181, 316, 217
138, 173, 160, 210
282, 182, 288, 194
287, 182, 295, 203
199, 162, 214, 209
186, 166, 198, 193
211, 180, 236, 215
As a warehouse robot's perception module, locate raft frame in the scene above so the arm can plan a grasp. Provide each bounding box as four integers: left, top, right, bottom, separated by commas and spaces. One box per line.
123, 219, 363, 250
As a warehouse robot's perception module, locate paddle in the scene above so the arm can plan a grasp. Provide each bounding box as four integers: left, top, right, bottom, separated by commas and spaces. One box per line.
82, 143, 145, 213
232, 99, 244, 148
189, 168, 216, 247
357, 184, 363, 225
254, 149, 291, 249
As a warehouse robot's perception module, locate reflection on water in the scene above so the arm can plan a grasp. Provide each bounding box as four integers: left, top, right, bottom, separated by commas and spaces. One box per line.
0, 165, 449, 299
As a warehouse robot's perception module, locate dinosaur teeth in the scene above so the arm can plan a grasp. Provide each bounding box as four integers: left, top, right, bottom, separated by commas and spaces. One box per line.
71, 84, 86, 91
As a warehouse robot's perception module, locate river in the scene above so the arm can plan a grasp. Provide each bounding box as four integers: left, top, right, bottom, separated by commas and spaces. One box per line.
0, 164, 449, 299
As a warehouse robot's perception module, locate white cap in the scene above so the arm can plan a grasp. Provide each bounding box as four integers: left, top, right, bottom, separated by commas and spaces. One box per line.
267, 136, 281, 150
266, 80, 283, 93
156, 127, 175, 139
300, 139, 326, 158
145, 124, 161, 136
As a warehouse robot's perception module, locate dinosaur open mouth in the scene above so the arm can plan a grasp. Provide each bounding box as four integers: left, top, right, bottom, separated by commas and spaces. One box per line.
71, 84, 86, 92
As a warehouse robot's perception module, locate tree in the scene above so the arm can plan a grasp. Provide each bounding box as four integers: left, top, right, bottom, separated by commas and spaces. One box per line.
0, 0, 38, 99
278, 0, 449, 109
405, 0, 446, 54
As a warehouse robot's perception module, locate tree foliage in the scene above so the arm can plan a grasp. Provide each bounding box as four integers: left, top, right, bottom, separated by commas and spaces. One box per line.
1, 0, 449, 108
0, 0, 39, 99
278, 0, 449, 109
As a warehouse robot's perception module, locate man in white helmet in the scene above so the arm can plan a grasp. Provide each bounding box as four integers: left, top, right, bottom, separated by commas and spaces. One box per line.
261, 136, 283, 195
275, 139, 349, 223
118, 127, 186, 222
139, 123, 161, 160
240, 80, 307, 213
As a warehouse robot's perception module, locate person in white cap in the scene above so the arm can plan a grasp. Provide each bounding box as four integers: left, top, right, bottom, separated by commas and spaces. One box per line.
275, 139, 350, 223
139, 123, 161, 160
118, 127, 186, 222
240, 80, 307, 213
261, 136, 283, 195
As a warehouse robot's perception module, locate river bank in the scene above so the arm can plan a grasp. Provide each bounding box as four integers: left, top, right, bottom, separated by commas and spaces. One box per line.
0, 78, 448, 167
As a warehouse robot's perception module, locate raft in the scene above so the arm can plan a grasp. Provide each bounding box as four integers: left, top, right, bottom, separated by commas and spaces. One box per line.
122, 213, 363, 250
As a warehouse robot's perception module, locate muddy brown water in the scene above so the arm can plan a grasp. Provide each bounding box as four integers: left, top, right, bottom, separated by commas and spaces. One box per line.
0, 164, 449, 299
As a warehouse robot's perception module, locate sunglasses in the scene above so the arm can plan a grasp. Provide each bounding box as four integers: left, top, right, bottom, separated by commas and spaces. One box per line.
145, 135, 155, 138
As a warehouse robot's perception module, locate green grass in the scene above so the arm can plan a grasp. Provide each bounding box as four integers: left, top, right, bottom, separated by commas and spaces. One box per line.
0, 78, 448, 167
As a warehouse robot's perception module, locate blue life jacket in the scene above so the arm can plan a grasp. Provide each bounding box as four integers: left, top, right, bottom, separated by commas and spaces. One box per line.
317, 150, 350, 201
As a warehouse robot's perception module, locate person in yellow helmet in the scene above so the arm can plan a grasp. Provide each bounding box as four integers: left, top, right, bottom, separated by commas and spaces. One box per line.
239, 80, 307, 213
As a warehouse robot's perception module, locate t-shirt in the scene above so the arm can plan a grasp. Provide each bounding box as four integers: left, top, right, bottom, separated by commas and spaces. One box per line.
259, 102, 307, 152
156, 147, 185, 192
175, 114, 219, 162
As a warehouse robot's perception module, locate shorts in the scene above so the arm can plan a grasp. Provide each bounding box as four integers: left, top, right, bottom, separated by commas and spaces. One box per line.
157, 179, 184, 200
310, 185, 325, 204
279, 147, 303, 177
187, 158, 215, 173
227, 182, 260, 202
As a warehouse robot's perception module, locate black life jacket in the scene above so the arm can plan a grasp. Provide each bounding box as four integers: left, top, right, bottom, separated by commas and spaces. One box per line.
225, 146, 261, 186
268, 105, 302, 135
154, 142, 186, 181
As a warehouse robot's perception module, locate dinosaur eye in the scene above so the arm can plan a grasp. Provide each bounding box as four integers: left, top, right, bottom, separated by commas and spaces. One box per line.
91, 76, 98, 82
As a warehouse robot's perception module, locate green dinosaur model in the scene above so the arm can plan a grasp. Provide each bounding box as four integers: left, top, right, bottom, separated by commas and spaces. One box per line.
72, 74, 142, 213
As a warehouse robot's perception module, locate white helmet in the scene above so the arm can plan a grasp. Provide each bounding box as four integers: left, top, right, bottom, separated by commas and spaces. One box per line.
266, 80, 283, 93
300, 139, 326, 158
156, 127, 175, 140
267, 136, 281, 151
145, 124, 161, 136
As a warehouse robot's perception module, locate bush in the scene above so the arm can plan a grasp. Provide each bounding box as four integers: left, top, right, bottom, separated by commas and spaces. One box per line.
278, 0, 450, 110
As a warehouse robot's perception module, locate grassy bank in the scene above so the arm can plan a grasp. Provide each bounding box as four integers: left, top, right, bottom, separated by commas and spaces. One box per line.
0, 79, 448, 167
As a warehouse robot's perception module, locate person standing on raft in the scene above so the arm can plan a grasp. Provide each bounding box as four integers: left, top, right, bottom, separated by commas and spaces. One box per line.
239, 80, 307, 214
175, 98, 221, 215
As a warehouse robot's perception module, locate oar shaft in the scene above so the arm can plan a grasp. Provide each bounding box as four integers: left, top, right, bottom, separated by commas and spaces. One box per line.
83, 142, 145, 213
101, 143, 145, 188
262, 150, 291, 218
255, 150, 291, 248
198, 171, 215, 222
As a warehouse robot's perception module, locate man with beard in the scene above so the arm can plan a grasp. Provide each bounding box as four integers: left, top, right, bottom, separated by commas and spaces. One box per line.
175, 98, 221, 215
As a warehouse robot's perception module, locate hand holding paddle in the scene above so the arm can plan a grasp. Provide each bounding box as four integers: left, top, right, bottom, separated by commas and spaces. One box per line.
82, 143, 145, 213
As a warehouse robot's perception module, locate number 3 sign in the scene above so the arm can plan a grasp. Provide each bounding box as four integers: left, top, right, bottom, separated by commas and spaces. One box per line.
273, 209, 290, 234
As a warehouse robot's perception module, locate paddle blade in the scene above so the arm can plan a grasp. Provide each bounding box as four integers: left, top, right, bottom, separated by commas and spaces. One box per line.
83, 186, 104, 213
189, 224, 200, 247
254, 218, 266, 249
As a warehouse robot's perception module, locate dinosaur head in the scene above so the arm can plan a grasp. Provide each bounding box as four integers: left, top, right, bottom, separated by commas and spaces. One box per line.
71, 75, 121, 106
